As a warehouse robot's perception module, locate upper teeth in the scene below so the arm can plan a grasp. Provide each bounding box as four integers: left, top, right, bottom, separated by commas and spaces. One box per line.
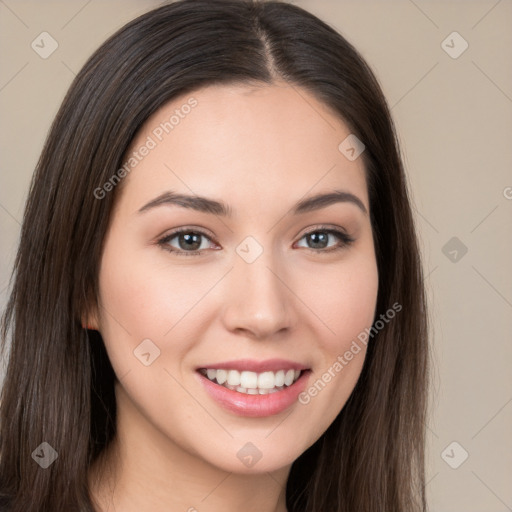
201, 368, 301, 390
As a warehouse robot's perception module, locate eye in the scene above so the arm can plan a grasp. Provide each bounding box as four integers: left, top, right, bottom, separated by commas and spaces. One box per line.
158, 228, 217, 257
295, 227, 354, 253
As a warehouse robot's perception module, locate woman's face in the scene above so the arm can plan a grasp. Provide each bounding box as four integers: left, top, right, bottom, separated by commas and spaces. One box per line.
92, 82, 378, 474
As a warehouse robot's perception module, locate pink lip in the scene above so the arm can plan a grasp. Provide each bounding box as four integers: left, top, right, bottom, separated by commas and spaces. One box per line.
196, 358, 309, 373
195, 369, 312, 418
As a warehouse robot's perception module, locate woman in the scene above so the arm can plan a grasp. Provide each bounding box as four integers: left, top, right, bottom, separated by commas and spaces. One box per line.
0, 0, 429, 510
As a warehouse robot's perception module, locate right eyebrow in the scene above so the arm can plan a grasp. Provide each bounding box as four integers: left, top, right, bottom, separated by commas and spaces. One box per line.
138, 191, 233, 217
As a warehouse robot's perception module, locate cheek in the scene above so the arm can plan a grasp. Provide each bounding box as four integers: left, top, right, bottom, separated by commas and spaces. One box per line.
96, 236, 184, 373
293, 251, 378, 436
324, 271, 377, 336
298, 251, 379, 354
97, 236, 214, 340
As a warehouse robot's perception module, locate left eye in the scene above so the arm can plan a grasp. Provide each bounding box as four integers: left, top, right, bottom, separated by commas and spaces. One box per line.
295, 229, 353, 251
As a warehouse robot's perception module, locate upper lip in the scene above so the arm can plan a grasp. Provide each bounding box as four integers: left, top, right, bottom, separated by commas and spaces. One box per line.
196, 358, 310, 373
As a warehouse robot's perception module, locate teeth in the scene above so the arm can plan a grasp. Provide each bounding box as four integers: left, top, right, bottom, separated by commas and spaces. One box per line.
216, 369, 227, 385
227, 370, 241, 386
200, 368, 303, 394
241, 371, 258, 389
284, 369, 295, 386
274, 370, 285, 387
258, 371, 275, 389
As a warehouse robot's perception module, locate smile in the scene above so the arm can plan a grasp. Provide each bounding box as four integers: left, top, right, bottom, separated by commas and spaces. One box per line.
198, 368, 302, 395
195, 359, 312, 417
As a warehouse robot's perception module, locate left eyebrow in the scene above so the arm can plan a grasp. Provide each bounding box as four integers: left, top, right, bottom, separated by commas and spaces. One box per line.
292, 190, 368, 216
137, 189, 368, 217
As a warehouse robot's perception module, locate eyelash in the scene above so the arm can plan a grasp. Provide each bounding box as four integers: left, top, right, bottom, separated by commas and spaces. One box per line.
157, 225, 355, 257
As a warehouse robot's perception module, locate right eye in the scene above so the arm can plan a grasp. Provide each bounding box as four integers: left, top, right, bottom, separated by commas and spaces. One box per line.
158, 228, 218, 257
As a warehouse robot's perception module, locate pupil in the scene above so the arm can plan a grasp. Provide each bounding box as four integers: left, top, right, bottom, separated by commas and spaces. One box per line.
309, 232, 327, 249
180, 233, 201, 250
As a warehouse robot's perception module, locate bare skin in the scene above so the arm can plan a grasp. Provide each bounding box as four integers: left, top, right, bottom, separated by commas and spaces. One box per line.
87, 81, 378, 512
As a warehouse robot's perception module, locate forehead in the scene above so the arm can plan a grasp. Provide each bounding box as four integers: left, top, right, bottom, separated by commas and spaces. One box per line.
116, 82, 369, 215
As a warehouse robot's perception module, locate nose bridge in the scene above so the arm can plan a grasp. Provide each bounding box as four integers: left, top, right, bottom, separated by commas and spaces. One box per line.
221, 237, 295, 337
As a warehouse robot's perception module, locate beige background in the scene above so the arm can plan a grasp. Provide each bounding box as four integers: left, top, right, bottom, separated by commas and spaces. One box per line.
1, 1, 511, 510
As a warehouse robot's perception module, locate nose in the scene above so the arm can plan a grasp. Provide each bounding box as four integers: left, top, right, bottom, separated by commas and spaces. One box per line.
220, 247, 298, 340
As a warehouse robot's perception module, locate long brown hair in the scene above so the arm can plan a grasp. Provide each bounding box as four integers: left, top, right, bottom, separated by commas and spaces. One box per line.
0, 1, 429, 510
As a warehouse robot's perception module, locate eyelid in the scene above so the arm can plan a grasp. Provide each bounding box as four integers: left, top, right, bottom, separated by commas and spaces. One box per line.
156, 224, 216, 241
295, 223, 351, 240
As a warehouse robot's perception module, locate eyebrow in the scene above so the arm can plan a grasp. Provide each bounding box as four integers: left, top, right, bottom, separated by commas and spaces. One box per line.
137, 189, 367, 216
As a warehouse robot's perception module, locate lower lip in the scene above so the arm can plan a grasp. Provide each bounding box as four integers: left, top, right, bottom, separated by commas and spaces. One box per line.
196, 370, 311, 418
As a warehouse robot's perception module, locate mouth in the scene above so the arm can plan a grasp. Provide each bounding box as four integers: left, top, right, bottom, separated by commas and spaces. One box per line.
197, 367, 303, 395
195, 360, 312, 417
